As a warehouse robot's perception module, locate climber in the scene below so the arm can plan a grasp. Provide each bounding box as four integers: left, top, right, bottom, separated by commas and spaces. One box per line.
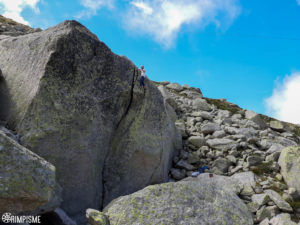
139, 65, 146, 88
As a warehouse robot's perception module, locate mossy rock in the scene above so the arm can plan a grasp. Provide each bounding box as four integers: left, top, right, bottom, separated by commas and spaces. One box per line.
104, 174, 253, 225
0, 130, 61, 215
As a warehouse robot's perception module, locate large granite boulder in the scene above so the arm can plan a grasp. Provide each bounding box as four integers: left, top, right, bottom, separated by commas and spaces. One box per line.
103, 174, 253, 225
278, 146, 300, 198
245, 110, 267, 129
0, 20, 181, 223
0, 130, 61, 215
0, 68, 10, 121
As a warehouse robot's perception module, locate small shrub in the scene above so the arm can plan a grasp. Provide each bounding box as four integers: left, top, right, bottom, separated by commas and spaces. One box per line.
204, 98, 242, 115
250, 161, 273, 175
287, 200, 300, 210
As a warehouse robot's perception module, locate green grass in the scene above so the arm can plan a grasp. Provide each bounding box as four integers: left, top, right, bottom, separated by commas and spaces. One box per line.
287, 199, 300, 210
0, 15, 18, 25
250, 161, 273, 175
0, 15, 32, 29
204, 98, 242, 115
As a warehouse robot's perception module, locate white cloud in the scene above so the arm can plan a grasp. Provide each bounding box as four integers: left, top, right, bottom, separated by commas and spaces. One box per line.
76, 0, 114, 19
0, 0, 40, 25
130, 1, 153, 15
124, 0, 240, 47
265, 72, 300, 124
297, 0, 300, 5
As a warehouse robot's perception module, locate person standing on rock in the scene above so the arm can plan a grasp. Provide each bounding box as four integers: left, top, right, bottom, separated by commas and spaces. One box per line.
139, 65, 146, 88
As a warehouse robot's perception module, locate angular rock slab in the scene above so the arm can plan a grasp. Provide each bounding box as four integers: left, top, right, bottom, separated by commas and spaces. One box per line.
0, 130, 61, 215
0, 20, 181, 222
269, 213, 298, 225
278, 146, 300, 198
104, 174, 253, 225
264, 190, 293, 212
231, 171, 256, 196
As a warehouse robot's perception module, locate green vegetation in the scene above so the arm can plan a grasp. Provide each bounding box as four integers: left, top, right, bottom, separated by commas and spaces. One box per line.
287, 199, 300, 210
0, 15, 18, 25
0, 15, 32, 29
205, 98, 242, 115
250, 161, 273, 175
269, 185, 284, 196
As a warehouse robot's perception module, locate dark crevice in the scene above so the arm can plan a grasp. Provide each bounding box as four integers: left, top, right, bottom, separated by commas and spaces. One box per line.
100, 67, 137, 210
115, 67, 137, 129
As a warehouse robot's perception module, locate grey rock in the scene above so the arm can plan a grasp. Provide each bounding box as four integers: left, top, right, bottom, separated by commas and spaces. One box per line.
247, 155, 264, 167
232, 114, 242, 120
180, 90, 203, 99
191, 111, 212, 120
230, 165, 243, 174
207, 138, 236, 150
183, 84, 190, 89
183, 173, 243, 194
201, 123, 221, 135
104, 174, 253, 225
0, 130, 61, 215
158, 85, 180, 111
267, 144, 284, 154
247, 201, 260, 213
216, 110, 231, 119
270, 120, 285, 132
252, 193, 270, 206
0, 20, 181, 222
226, 155, 237, 164
275, 136, 298, 147
231, 172, 256, 196
257, 206, 272, 222
175, 120, 188, 138
259, 218, 270, 225
0, 68, 10, 121
170, 168, 186, 180
245, 110, 267, 129
192, 98, 212, 111
266, 152, 281, 162
212, 158, 231, 173
260, 139, 274, 150
176, 159, 195, 171
188, 136, 207, 148
187, 152, 201, 164
225, 126, 239, 135
86, 208, 109, 225
212, 130, 226, 138
166, 82, 183, 92
159, 81, 170, 85
264, 189, 293, 212
278, 146, 300, 198
269, 213, 297, 225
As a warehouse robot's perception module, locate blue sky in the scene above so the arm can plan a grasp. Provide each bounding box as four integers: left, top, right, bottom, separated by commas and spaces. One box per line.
1, 0, 300, 124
